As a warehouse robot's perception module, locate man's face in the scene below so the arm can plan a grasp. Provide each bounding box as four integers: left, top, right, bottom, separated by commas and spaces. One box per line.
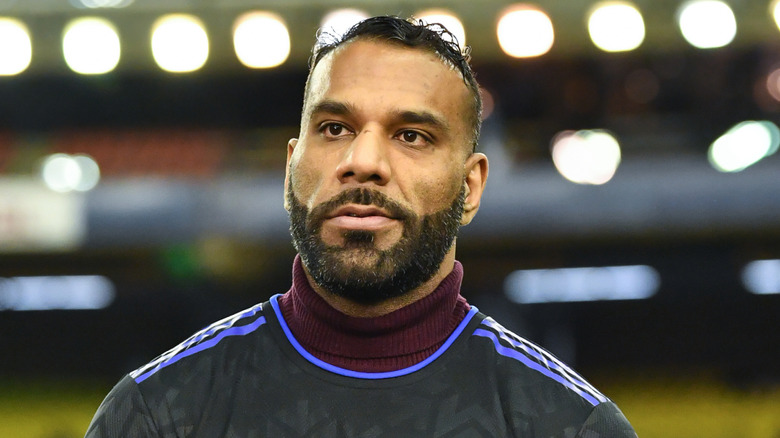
285, 39, 484, 303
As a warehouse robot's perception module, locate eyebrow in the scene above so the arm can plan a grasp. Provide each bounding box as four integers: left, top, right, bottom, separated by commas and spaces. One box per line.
308, 99, 353, 119
307, 99, 450, 134
392, 109, 450, 133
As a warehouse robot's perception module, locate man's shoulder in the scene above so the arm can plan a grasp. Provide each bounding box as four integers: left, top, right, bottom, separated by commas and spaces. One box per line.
468, 314, 610, 407
462, 314, 640, 436
130, 300, 271, 385
86, 300, 286, 437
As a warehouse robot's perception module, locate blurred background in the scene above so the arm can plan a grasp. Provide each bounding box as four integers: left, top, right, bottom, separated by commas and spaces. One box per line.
1, 0, 779, 436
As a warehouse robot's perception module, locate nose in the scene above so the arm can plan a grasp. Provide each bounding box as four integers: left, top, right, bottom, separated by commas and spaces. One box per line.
336, 130, 391, 185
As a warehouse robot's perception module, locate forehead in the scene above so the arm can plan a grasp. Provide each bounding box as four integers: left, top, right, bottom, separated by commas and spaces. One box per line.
304, 40, 471, 132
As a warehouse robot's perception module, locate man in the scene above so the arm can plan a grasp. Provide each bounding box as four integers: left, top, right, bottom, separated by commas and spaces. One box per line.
86, 16, 637, 437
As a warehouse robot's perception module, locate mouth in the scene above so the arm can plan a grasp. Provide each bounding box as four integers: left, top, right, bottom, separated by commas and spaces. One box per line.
325, 205, 400, 230
327, 205, 396, 220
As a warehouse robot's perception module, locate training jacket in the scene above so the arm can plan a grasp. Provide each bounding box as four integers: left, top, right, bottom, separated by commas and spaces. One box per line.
85, 291, 637, 437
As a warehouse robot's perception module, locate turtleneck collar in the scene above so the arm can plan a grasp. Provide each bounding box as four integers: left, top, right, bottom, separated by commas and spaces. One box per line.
277, 255, 470, 372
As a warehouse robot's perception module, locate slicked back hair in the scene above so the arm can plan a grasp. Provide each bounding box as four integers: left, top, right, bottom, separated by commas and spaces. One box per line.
303, 15, 482, 153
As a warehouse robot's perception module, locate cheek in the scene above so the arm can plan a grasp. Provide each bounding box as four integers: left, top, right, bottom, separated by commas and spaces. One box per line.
414, 174, 463, 215
289, 159, 323, 207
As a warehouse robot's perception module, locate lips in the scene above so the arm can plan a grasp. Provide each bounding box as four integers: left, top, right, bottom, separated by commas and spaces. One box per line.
327, 205, 395, 220
325, 205, 399, 230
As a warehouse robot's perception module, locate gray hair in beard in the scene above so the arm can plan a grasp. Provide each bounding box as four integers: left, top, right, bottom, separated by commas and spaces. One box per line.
287, 181, 465, 304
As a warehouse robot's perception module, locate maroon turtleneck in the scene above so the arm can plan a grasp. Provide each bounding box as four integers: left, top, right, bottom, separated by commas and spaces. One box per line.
277, 256, 471, 372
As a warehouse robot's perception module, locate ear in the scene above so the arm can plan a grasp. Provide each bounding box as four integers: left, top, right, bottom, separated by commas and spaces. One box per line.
283, 138, 298, 211
461, 152, 488, 225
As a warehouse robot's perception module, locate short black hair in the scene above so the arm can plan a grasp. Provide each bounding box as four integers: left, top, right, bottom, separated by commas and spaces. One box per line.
304, 15, 482, 152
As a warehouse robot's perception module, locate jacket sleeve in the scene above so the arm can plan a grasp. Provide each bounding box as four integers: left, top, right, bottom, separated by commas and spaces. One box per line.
84, 375, 161, 438
576, 401, 638, 438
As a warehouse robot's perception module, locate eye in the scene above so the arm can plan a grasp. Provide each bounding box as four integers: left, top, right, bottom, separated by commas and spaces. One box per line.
402, 131, 419, 142
396, 130, 431, 147
320, 122, 350, 138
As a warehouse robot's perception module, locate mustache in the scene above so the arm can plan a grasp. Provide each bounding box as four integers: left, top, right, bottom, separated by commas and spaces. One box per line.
305, 188, 414, 230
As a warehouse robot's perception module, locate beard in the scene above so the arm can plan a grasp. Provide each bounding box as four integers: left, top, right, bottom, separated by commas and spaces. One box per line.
287, 180, 465, 305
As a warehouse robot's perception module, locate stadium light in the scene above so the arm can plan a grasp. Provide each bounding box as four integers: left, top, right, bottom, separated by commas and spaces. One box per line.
677, 0, 736, 49
62, 17, 121, 74
74, 0, 134, 8
742, 259, 780, 295
319, 8, 369, 42
41, 153, 101, 193
415, 9, 466, 48
0, 18, 32, 76
151, 14, 209, 73
587, 2, 645, 52
708, 120, 780, 172
0, 275, 115, 311
551, 130, 622, 185
505, 265, 660, 304
771, 0, 780, 33
233, 12, 290, 69
497, 5, 554, 58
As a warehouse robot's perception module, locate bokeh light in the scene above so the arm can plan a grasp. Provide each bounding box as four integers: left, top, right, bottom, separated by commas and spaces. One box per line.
742, 259, 780, 295
41, 153, 101, 193
551, 130, 622, 185
0, 17, 32, 75
677, 0, 736, 49
497, 5, 554, 58
62, 17, 121, 74
771, 0, 780, 33
708, 120, 780, 172
505, 265, 660, 303
151, 14, 209, 73
72, 0, 134, 8
0, 275, 116, 311
587, 2, 645, 52
415, 9, 466, 48
233, 12, 290, 69
765, 66, 780, 102
319, 8, 369, 42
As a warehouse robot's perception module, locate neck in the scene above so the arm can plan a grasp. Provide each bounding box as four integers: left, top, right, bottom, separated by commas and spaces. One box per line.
302, 249, 458, 318
279, 254, 470, 372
